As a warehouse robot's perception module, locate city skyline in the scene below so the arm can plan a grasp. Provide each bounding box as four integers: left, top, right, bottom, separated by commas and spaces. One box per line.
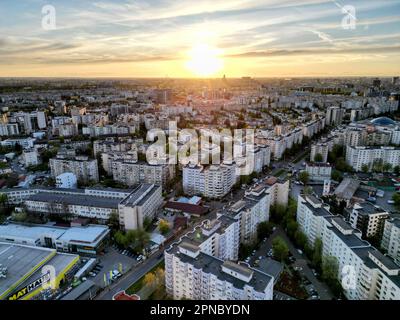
1, 0, 400, 77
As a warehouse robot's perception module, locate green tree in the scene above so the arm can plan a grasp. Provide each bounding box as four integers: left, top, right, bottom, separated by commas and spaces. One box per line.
312, 238, 323, 269
392, 193, 400, 208
361, 164, 369, 173
394, 165, 400, 176
272, 237, 289, 262
286, 219, 298, 239
159, 219, 171, 235
299, 171, 309, 185
294, 230, 308, 249
257, 221, 274, 241
108, 211, 119, 230
372, 158, 384, 173
314, 153, 323, 162
270, 204, 286, 224
331, 170, 343, 182
322, 256, 339, 283
383, 162, 392, 172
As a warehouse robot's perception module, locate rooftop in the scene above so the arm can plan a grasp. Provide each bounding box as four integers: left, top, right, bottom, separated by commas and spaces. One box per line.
27, 192, 121, 209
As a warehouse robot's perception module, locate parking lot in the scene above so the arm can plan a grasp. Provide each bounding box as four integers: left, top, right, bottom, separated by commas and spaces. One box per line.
87, 246, 140, 288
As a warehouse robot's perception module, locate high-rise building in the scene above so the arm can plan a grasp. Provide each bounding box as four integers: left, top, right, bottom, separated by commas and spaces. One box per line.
183, 163, 236, 199
50, 155, 99, 183
381, 216, 400, 265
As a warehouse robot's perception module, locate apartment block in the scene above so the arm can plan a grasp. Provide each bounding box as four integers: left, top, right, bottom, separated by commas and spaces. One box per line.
50, 155, 99, 183
381, 216, 400, 265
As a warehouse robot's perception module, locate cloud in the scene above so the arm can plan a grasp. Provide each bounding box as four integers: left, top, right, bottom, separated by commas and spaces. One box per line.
227, 45, 400, 58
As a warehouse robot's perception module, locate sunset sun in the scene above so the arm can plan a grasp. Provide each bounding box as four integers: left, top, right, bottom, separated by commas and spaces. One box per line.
185, 44, 223, 77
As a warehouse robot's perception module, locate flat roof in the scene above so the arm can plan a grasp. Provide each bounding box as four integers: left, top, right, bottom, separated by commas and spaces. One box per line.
57, 225, 110, 245
0, 224, 65, 241
0, 243, 55, 299
27, 193, 121, 209
61, 280, 97, 300
119, 184, 159, 207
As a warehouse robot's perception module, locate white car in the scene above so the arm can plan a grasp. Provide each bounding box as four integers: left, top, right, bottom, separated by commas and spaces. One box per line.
136, 255, 144, 262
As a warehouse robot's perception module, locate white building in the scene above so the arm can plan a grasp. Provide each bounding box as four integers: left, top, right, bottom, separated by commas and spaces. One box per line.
22, 149, 40, 167
165, 243, 274, 300
310, 143, 329, 163
1, 137, 35, 150
381, 217, 400, 265
305, 162, 332, 182
112, 160, 174, 188
118, 184, 163, 231
56, 172, 78, 189
349, 202, 389, 239
346, 145, 400, 172
326, 106, 345, 126
296, 194, 400, 300
183, 163, 236, 199
50, 155, 99, 183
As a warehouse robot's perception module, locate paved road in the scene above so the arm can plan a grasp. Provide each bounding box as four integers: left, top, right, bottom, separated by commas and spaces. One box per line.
94, 252, 164, 300
271, 227, 333, 300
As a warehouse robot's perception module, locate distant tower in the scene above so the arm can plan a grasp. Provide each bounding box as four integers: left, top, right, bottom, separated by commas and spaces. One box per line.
323, 180, 331, 196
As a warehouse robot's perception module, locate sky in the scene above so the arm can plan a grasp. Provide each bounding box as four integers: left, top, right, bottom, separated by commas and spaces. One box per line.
0, 0, 399, 78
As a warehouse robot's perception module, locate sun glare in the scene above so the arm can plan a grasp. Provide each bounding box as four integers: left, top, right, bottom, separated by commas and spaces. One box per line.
186, 44, 223, 77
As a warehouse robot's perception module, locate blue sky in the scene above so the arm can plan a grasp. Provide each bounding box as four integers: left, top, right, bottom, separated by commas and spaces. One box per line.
0, 0, 399, 77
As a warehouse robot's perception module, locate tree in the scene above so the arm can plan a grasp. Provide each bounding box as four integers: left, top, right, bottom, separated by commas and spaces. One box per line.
108, 211, 119, 230
331, 170, 342, 182
312, 238, 323, 269
314, 153, 323, 163
361, 164, 369, 173
394, 165, 400, 176
159, 219, 170, 235
322, 256, 339, 283
286, 219, 298, 238
270, 204, 286, 224
294, 230, 308, 249
272, 237, 289, 262
321, 256, 343, 297
372, 158, 384, 173
143, 272, 157, 289
257, 221, 274, 240
299, 171, 309, 185
392, 193, 400, 208
143, 217, 152, 230
383, 162, 392, 173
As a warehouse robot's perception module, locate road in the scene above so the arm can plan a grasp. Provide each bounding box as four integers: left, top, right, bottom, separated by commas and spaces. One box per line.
94, 139, 315, 300
94, 252, 164, 300
270, 227, 333, 300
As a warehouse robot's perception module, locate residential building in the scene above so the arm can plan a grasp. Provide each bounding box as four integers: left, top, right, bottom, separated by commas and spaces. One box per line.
183, 163, 236, 199
306, 162, 332, 182
56, 172, 78, 189
310, 143, 329, 163
381, 216, 400, 265
50, 155, 99, 183
111, 160, 174, 188
297, 194, 400, 300
346, 146, 400, 172
22, 149, 40, 167
349, 202, 389, 239
118, 184, 163, 230
164, 242, 274, 300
